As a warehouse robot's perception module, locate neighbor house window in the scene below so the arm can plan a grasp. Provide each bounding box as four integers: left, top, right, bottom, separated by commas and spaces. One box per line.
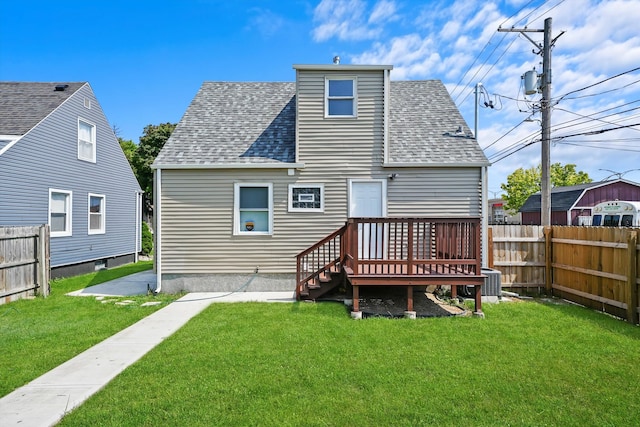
288, 184, 324, 212
78, 118, 96, 162
88, 193, 105, 234
234, 183, 273, 235
325, 78, 356, 117
49, 189, 72, 237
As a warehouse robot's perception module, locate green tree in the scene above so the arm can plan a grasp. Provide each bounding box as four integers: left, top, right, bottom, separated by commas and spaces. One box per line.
133, 123, 177, 212
500, 163, 592, 212
118, 138, 138, 177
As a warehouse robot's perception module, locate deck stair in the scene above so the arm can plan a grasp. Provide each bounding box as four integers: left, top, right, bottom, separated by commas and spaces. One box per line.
296, 218, 485, 315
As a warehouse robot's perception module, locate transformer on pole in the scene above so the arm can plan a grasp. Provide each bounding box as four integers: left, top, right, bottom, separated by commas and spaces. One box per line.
499, 17, 563, 226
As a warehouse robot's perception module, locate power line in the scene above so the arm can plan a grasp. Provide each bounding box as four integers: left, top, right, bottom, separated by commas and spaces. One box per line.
555, 66, 640, 102
481, 118, 530, 150
552, 122, 640, 140
452, 0, 553, 106
526, 0, 566, 24
558, 78, 640, 101
558, 141, 640, 153
553, 105, 640, 133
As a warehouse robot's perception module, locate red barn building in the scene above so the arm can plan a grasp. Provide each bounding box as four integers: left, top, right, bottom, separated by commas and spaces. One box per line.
519, 179, 640, 225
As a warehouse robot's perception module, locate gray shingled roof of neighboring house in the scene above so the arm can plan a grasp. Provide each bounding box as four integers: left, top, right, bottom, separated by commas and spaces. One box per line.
0, 82, 86, 135
389, 80, 488, 164
154, 79, 489, 167
519, 181, 614, 212
154, 82, 296, 166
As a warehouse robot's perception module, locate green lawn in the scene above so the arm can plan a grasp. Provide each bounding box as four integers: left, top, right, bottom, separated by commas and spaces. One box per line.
58, 299, 640, 426
0, 261, 179, 396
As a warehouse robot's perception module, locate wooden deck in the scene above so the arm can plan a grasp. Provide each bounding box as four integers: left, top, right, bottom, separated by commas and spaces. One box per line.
296, 217, 485, 315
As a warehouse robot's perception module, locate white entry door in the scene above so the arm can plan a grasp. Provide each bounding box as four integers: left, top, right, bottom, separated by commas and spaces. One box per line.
349, 180, 386, 259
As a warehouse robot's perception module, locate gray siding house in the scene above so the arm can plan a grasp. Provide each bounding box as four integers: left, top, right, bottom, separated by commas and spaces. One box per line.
0, 82, 143, 277
152, 64, 489, 293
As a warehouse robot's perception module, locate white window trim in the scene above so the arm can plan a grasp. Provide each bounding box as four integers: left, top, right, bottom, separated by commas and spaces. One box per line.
325, 76, 357, 118
288, 183, 325, 212
88, 193, 106, 235
78, 117, 96, 163
49, 188, 72, 237
234, 183, 273, 236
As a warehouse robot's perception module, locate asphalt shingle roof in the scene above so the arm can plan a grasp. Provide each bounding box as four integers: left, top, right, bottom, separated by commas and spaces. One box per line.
389, 80, 488, 164
154, 79, 489, 167
0, 82, 85, 135
154, 82, 296, 166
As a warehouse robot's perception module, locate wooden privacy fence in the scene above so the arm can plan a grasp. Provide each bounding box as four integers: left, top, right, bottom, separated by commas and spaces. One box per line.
488, 225, 546, 293
489, 225, 640, 324
0, 225, 50, 304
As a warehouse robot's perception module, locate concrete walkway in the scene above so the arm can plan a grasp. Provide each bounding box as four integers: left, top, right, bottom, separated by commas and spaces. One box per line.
0, 272, 295, 426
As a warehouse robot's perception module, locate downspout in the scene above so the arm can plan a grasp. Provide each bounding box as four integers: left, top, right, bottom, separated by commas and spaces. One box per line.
476, 83, 489, 268
135, 191, 141, 263
481, 166, 489, 268
154, 168, 162, 293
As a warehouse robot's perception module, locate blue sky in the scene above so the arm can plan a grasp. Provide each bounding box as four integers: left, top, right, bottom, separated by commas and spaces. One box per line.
1, 0, 639, 194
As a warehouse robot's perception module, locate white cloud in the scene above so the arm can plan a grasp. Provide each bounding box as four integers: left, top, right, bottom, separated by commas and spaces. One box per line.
246, 8, 285, 37
312, 0, 399, 41
312, 0, 640, 186
369, 0, 397, 24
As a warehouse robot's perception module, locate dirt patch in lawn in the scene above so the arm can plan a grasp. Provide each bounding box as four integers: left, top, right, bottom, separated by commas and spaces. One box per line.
321, 286, 467, 318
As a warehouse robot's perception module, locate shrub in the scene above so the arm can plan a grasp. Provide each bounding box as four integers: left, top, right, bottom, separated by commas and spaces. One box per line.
141, 221, 153, 255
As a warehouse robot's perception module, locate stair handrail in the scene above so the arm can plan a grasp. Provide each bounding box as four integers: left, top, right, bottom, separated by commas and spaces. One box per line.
296, 224, 348, 299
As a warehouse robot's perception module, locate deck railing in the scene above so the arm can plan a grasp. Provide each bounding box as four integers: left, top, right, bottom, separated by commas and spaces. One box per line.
296, 218, 482, 299
344, 217, 482, 278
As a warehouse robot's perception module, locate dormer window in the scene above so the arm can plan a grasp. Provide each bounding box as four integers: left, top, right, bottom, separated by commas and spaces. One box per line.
325, 77, 357, 117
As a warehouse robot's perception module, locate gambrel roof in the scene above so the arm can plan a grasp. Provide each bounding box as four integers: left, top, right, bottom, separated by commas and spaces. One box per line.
0, 82, 86, 135
153, 79, 488, 167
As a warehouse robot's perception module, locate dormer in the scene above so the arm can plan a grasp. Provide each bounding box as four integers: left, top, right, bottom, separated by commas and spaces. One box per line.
292, 63, 393, 165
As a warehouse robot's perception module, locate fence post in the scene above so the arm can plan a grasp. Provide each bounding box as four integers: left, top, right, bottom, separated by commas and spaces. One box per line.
626, 231, 638, 324
37, 225, 50, 297
487, 226, 494, 268
544, 226, 553, 296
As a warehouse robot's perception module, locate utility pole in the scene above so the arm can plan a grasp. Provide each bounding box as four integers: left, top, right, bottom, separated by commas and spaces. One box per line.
499, 17, 562, 226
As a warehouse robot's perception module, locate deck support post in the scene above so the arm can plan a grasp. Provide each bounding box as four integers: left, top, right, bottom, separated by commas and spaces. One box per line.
474, 283, 483, 316
407, 286, 413, 311
352, 285, 359, 312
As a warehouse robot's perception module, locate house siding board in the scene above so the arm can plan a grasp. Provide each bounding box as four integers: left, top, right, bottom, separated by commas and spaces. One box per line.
0, 84, 141, 267
297, 70, 384, 172
387, 168, 481, 217
159, 167, 482, 274
160, 169, 347, 274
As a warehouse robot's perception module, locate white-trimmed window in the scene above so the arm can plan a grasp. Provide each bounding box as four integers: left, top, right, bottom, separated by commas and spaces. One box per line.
49, 189, 72, 237
234, 183, 273, 235
325, 77, 357, 117
88, 193, 106, 234
78, 118, 96, 162
288, 184, 324, 212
